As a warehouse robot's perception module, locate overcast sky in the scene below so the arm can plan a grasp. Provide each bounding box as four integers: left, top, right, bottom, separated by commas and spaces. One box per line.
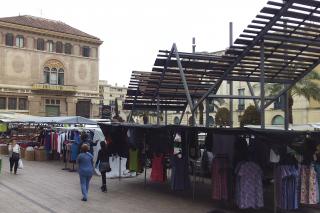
1, 0, 269, 86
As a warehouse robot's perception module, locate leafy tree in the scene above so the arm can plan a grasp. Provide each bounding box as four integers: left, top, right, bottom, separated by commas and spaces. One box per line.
215, 107, 230, 126
240, 105, 260, 127
266, 70, 320, 124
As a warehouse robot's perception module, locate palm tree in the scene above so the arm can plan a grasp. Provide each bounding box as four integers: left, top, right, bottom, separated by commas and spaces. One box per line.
266, 70, 320, 124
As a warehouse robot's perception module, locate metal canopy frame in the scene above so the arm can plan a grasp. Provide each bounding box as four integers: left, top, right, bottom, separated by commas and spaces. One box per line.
125, 0, 320, 129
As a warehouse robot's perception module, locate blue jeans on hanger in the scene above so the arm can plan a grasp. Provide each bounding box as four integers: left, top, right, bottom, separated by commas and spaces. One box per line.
79, 174, 92, 200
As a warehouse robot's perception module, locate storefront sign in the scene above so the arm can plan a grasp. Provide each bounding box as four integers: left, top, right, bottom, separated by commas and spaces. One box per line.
32, 84, 76, 92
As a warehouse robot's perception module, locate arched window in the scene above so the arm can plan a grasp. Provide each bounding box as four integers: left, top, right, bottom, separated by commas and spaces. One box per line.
64, 43, 72, 54
5, 33, 14, 46
272, 115, 284, 125
58, 68, 64, 85
37, 38, 45, 50
43, 60, 64, 85
173, 116, 180, 125
56, 41, 63, 53
16, 35, 24, 48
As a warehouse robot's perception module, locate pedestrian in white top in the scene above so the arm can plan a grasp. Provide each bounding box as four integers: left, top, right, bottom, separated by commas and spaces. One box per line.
9, 140, 20, 174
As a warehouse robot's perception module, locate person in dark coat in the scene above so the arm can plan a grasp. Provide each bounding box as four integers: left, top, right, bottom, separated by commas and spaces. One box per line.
95, 141, 111, 192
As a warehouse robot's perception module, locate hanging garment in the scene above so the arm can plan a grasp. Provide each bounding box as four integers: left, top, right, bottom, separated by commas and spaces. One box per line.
211, 157, 229, 201
276, 165, 299, 210
150, 154, 166, 182
235, 161, 264, 209
315, 164, 320, 204
106, 155, 131, 178
300, 165, 319, 204
129, 149, 139, 172
212, 134, 235, 165
171, 155, 190, 191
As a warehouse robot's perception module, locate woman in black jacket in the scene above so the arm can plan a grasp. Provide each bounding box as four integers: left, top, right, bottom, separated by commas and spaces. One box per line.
95, 141, 110, 192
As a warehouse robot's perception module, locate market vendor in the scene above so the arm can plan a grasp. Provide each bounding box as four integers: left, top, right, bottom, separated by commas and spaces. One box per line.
80, 132, 98, 155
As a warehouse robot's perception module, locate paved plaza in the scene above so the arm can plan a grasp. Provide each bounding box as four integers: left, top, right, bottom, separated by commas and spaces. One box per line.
0, 155, 214, 213
0, 155, 319, 213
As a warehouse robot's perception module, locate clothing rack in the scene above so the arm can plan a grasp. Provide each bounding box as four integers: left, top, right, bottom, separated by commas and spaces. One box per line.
98, 123, 320, 212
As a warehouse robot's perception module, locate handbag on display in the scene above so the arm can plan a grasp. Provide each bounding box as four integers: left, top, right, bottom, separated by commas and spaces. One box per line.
99, 161, 111, 172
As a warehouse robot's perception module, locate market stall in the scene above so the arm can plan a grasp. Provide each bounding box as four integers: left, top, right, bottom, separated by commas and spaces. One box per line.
98, 122, 320, 212
0, 115, 103, 172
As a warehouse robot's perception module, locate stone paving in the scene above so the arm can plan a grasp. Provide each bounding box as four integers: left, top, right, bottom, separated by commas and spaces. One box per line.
0, 155, 318, 213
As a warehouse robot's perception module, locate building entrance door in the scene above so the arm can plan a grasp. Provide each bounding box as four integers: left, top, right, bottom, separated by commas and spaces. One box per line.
45, 105, 60, 117
76, 100, 90, 118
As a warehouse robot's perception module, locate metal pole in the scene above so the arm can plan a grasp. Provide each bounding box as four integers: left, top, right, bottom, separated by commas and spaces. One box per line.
174, 44, 195, 117
144, 132, 147, 187
247, 82, 260, 110
284, 92, 289, 128
273, 164, 277, 213
229, 22, 234, 127
165, 110, 167, 125
192, 37, 196, 54
179, 104, 188, 125
205, 99, 210, 127
283, 10, 289, 131
191, 38, 197, 127
119, 155, 121, 181
157, 94, 160, 125
260, 40, 265, 129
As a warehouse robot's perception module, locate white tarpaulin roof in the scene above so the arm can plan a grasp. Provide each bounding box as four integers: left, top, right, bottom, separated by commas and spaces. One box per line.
0, 113, 96, 125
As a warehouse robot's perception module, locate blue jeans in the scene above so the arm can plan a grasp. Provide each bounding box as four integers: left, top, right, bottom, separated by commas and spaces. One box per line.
79, 175, 92, 199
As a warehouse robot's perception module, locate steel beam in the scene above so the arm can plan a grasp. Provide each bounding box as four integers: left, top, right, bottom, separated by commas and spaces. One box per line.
284, 91, 289, 130
260, 41, 265, 129
157, 94, 160, 125
229, 22, 234, 127
247, 82, 260, 110
179, 103, 188, 125
205, 99, 210, 127
165, 110, 167, 125
153, 45, 175, 100
192, 1, 294, 111
173, 43, 196, 126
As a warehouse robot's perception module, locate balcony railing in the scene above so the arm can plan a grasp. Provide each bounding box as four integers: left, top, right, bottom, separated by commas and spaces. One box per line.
32, 84, 77, 92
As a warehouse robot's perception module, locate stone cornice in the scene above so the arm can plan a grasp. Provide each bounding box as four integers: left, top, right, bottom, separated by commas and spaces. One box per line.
0, 21, 103, 45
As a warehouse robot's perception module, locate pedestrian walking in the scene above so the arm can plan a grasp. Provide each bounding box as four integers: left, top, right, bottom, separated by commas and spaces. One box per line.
95, 141, 111, 192
9, 140, 20, 174
76, 144, 94, 201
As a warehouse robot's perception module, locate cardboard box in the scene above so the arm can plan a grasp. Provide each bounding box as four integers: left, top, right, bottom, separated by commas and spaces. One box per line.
25, 150, 35, 161
0, 145, 8, 155
20, 148, 25, 159
35, 149, 46, 161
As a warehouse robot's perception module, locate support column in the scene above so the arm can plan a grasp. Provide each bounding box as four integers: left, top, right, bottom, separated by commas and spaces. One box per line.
247, 82, 260, 110
284, 92, 289, 130
229, 22, 234, 127
157, 94, 160, 125
165, 110, 167, 125
179, 105, 187, 125
205, 99, 210, 127
174, 43, 196, 126
260, 40, 265, 129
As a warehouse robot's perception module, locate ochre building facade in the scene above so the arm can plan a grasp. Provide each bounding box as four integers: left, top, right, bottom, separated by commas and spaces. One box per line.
0, 15, 102, 118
